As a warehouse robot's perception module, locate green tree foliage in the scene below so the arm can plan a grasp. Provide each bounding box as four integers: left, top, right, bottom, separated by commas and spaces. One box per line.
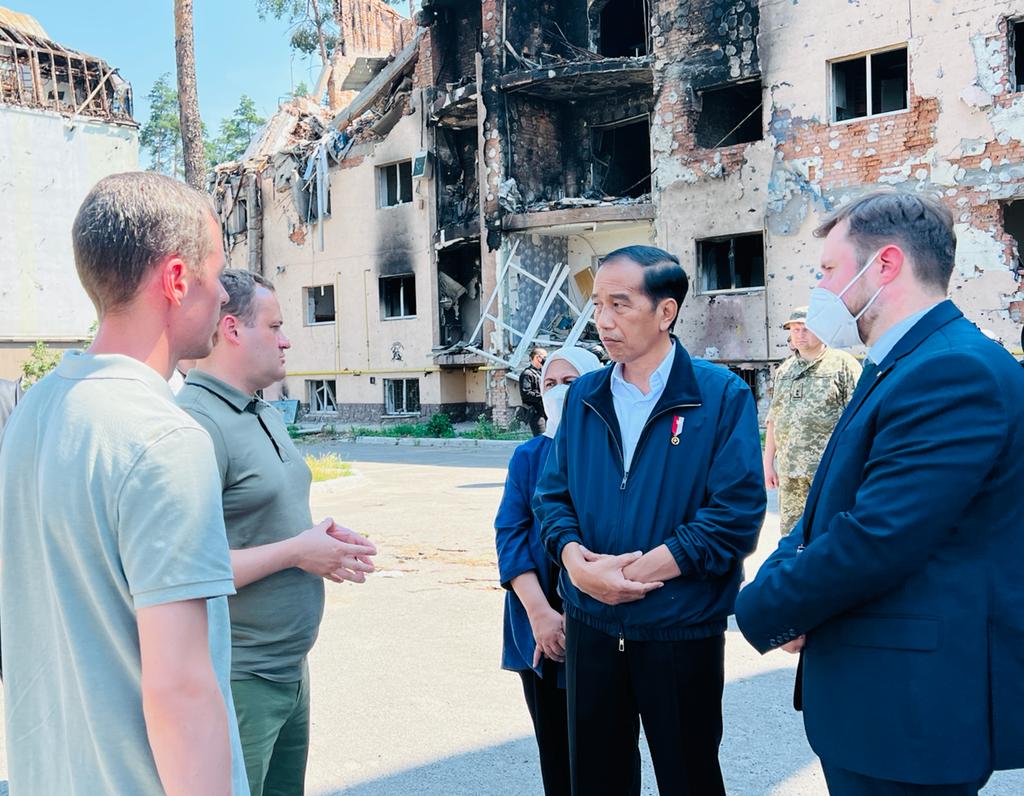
21, 342, 63, 388
256, 0, 337, 57
139, 74, 184, 178
208, 95, 266, 166
141, 74, 217, 178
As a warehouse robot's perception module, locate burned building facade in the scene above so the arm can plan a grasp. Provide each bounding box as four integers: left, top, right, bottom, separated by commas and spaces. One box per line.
0, 7, 138, 379
223, 0, 1024, 423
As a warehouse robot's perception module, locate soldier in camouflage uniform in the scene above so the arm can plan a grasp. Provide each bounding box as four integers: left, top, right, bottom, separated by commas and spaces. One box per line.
763, 306, 862, 534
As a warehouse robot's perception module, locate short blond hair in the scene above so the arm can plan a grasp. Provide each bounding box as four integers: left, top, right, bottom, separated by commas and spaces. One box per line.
72, 172, 217, 313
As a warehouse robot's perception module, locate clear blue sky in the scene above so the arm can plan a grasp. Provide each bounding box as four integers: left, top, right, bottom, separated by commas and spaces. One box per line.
32, 1, 408, 146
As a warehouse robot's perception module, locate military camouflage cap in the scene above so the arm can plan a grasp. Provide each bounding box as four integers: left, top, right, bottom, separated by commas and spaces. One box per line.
782, 306, 808, 329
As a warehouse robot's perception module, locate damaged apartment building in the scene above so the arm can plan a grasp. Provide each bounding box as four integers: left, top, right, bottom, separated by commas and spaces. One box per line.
215, 0, 1024, 423
0, 7, 137, 379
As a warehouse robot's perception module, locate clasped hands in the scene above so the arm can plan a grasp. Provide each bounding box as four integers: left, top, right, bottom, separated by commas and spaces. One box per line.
561, 541, 681, 606
294, 518, 378, 584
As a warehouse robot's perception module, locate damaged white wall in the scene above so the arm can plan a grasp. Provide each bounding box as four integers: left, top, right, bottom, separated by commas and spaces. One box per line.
0, 106, 138, 378
652, 0, 1024, 364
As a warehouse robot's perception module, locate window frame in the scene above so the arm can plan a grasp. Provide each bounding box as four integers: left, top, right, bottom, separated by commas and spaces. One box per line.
307, 379, 337, 413
695, 232, 766, 296
380, 274, 417, 320
829, 44, 909, 125
1011, 18, 1024, 93
383, 378, 421, 416
304, 284, 336, 326
377, 160, 414, 208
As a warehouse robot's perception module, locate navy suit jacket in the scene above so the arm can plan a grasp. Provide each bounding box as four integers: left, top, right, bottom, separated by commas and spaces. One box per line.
735, 301, 1024, 785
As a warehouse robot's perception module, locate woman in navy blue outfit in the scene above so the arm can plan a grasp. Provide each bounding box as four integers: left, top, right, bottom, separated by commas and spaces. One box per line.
495, 345, 602, 795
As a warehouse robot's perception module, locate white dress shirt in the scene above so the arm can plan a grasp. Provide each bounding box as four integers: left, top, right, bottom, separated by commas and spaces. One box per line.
610, 342, 677, 473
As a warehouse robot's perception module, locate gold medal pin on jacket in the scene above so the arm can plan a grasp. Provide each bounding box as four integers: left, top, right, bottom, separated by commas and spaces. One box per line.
671, 415, 684, 445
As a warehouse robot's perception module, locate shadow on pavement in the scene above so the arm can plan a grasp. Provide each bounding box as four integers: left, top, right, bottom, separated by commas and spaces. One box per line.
316, 737, 541, 796
721, 666, 819, 795
316, 668, 821, 796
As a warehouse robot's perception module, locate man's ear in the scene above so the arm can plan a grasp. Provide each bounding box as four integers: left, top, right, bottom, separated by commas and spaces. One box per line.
220, 314, 241, 345
160, 256, 189, 306
877, 244, 905, 285
658, 298, 678, 332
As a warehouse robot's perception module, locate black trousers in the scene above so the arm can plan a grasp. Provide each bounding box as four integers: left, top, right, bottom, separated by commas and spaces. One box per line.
565, 616, 726, 796
523, 406, 546, 437
519, 662, 571, 796
822, 763, 991, 796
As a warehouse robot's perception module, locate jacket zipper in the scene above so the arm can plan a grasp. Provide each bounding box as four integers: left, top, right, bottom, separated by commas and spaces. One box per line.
619, 401, 701, 490
583, 397, 701, 654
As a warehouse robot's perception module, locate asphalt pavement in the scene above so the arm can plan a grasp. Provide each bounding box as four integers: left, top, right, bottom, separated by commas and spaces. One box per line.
0, 440, 1019, 795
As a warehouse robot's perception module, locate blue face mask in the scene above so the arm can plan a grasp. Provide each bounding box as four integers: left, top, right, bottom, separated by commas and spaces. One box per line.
805, 249, 885, 349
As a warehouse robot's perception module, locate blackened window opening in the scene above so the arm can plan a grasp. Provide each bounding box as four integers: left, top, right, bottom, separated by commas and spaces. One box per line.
1014, 20, 1024, 91
698, 233, 765, 292
695, 81, 763, 148
592, 118, 651, 198
1002, 200, 1024, 272
832, 47, 907, 122
871, 48, 908, 114
305, 285, 336, 324
599, 0, 650, 58
381, 275, 417, 319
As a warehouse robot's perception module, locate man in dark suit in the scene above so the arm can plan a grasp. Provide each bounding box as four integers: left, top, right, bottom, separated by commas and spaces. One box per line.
735, 191, 1024, 795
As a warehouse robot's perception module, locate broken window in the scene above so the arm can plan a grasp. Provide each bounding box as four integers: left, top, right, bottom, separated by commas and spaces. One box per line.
305, 285, 336, 325
592, 117, 651, 198
831, 46, 908, 122
307, 379, 337, 413
384, 378, 420, 415
695, 81, 763, 148
598, 0, 650, 58
378, 161, 413, 207
698, 233, 765, 293
438, 245, 482, 347
1012, 20, 1024, 91
380, 274, 417, 319
1002, 199, 1024, 272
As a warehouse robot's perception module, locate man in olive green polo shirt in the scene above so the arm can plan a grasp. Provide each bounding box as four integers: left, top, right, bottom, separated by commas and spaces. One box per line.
178, 269, 377, 796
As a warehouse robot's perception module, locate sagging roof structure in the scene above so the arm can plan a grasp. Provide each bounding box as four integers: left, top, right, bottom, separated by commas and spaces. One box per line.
0, 7, 133, 123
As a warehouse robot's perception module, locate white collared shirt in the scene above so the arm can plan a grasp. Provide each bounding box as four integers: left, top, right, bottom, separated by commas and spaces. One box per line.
610, 342, 676, 473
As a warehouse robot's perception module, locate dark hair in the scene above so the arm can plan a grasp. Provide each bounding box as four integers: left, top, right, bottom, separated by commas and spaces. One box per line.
529, 345, 547, 360
72, 172, 217, 314
814, 191, 956, 293
220, 269, 275, 326
599, 245, 689, 329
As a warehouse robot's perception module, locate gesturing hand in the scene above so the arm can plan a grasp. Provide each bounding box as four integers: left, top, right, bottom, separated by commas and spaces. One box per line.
292, 518, 377, 584
562, 543, 663, 606
530, 608, 566, 667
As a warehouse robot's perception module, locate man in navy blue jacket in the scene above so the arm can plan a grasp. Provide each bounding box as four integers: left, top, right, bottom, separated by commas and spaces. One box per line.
735, 192, 1024, 795
534, 245, 766, 795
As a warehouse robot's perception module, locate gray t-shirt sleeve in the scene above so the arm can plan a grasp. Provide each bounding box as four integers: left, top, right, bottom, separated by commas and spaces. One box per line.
117, 426, 236, 610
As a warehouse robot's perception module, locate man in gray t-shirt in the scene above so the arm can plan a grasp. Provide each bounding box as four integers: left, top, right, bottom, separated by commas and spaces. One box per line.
0, 172, 248, 795
178, 269, 376, 796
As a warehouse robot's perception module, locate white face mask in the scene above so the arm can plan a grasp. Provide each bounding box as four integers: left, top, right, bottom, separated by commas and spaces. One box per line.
805, 248, 885, 349
541, 384, 570, 438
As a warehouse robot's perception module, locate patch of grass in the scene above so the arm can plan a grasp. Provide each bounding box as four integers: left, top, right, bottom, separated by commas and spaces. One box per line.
455, 414, 530, 441
304, 453, 354, 482
345, 411, 529, 442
